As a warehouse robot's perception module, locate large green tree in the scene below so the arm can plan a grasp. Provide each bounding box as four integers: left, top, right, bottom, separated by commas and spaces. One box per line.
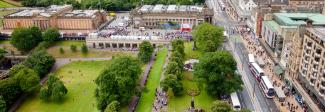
13, 68, 40, 93
194, 51, 243, 97
160, 74, 184, 96
95, 56, 141, 111
165, 61, 183, 80
138, 41, 154, 63
0, 96, 6, 112
24, 50, 55, 77
10, 27, 42, 53
192, 22, 224, 52
171, 39, 185, 58
104, 101, 120, 112
211, 100, 232, 112
40, 75, 68, 101
8, 64, 28, 77
0, 78, 22, 108
51, 80, 68, 100
43, 28, 60, 42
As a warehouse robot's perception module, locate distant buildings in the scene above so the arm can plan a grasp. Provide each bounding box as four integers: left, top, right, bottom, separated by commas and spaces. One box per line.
286, 23, 325, 111
130, 4, 213, 28
2, 5, 107, 36
289, 0, 325, 6
261, 13, 325, 68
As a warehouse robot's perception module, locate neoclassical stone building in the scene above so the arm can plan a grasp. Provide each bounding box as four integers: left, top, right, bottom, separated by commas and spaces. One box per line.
130, 4, 213, 28
2, 5, 107, 34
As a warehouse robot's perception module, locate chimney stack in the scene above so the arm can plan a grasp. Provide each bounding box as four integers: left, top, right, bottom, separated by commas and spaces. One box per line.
306, 20, 313, 27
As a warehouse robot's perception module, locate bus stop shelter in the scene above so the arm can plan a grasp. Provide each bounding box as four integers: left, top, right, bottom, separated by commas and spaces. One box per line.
274, 87, 286, 102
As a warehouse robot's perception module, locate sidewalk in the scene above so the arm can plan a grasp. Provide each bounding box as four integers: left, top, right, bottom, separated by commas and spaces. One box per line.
238, 31, 303, 112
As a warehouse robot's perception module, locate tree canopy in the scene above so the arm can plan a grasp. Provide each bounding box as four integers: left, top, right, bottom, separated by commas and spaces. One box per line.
104, 101, 121, 112
160, 74, 184, 96
0, 96, 6, 112
211, 100, 232, 112
194, 51, 243, 97
0, 78, 22, 109
138, 41, 154, 63
13, 67, 40, 93
21, 0, 204, 11
95, 56, 141, 111
192, 22, 224, 52
171, 39, 185, 58
43, 28, 60, 42
10, 27, 42, 53
40, 75, 68, 101
24, 50, 55, 77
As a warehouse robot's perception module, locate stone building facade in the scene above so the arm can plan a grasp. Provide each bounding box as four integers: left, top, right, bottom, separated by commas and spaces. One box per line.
130, 5, 213, 28
2, 5, 107, 33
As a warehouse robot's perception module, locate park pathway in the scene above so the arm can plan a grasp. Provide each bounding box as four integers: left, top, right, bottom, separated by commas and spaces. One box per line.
152, 49, 171, 112
8, 57, 112, 112
129, 48, 157, 112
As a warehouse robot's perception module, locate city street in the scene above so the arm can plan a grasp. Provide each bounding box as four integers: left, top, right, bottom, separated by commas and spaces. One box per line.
206, 0, 278, 111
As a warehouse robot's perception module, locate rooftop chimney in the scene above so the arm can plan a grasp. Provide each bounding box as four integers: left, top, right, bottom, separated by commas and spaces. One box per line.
306, 20, 313, 27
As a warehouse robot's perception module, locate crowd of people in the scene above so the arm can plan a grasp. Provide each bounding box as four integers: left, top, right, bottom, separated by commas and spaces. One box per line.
153, 89, 168, 112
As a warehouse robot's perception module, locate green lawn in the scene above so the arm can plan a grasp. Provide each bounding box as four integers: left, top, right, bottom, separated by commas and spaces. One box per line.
167, 41, 215, 111
52, 41, 85, 47
0, 1, 15, 8
168, 71, 215, 112
47, 47, 137, 58
2, 0, 21, 6
184, 42, 202, 60
0, 40, 10, 44
135, 48, 168, 112
17, 61, 110, 112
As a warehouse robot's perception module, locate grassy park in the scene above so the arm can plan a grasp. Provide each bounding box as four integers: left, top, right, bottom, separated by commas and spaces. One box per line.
168, 72, 215, 112
167, 41, 215, 111
184, 41, 202, 60
17, 61, 110, 112
135, 48, 168, 112
0, 1, 16, 8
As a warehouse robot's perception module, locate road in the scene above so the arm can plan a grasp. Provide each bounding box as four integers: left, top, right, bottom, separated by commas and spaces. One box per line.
206, 0, 278, 111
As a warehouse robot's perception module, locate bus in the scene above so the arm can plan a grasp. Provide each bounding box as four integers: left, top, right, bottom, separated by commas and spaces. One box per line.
230, 92, 241, 111
248, 54, 255, 66
223, 31, 229, 42
260, 76, 275, 98
219, 1, 226, 11
250, 62, 264, 81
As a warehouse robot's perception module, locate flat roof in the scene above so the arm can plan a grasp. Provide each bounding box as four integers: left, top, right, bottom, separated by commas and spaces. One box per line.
263, 20, 280, 32
138, 5, 204, 13
7, 5, 71, 17
273, 13, 325, 26
61, 10, 98, 18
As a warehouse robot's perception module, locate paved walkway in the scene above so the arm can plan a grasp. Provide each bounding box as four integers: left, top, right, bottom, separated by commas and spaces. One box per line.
239, 30, 303, 112
129, 49, 157, 112
152, 50, 171, 112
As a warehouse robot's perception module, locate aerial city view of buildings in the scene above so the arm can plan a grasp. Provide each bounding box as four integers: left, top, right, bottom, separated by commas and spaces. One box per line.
1, 0, 325, 112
